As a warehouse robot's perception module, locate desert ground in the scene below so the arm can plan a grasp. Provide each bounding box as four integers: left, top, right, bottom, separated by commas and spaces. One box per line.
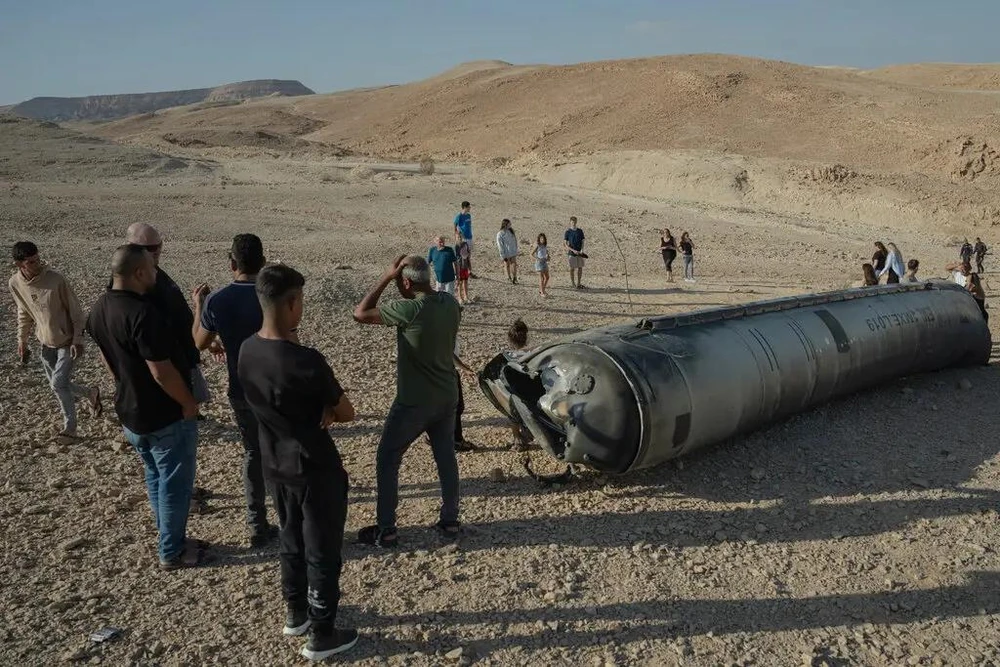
1, 54, 999, 666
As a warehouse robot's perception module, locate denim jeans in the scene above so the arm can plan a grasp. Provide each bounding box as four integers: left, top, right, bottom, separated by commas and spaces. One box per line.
376, 400, 460, 529
230, 396, 271, 531
683, 255, 694, 279
124, 419, 199, 562
39, 345, 88, 433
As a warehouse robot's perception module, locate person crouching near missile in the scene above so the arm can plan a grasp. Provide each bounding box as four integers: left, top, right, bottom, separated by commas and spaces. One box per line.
507, 318, 532, 451
904, 259, 920, 283
237, 264, 359, 660
861, 263, 878, 287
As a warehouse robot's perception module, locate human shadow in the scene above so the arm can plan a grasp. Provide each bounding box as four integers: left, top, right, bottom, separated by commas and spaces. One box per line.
343, 571, 1000, 660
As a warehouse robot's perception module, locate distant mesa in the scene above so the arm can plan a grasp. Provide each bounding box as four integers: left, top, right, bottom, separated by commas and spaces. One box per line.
9, 80, 315, 122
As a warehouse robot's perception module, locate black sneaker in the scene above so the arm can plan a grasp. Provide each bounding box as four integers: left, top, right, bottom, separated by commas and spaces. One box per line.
301, 627, 358, 661
250, 524, 279, 548
357, 525, 398, 548
283, 605, 311, 636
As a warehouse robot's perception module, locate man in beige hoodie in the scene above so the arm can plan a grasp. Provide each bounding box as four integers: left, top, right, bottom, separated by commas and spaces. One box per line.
9, 242, 100, 443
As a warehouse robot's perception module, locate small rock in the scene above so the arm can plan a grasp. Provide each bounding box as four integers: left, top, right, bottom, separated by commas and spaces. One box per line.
23, 504, 48, 515
750, 468, 766, 481
445, 647, 464, 661
488, 468, 505, 483
334, 264, 353, 270
60, 537, 88, 551
910, 477, 931, 489
958, 378, 973, 391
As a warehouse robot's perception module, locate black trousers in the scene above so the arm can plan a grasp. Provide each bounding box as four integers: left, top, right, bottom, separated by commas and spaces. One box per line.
454, 370, 465, 443
230, 397, 271, 530
273, 468, 349, 628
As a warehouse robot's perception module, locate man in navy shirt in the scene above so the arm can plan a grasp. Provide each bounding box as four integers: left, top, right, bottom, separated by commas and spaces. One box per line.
564, 216, 586, 289
428, 236, 458, 295
453, 201, 476, 278
191, 234, 273, 546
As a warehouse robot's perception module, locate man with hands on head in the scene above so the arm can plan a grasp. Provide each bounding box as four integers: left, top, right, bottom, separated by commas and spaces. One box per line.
352, 255, 462, 548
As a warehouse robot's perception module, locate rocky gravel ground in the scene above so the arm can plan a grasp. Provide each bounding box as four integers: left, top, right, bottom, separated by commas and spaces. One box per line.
1, 135, 998, 665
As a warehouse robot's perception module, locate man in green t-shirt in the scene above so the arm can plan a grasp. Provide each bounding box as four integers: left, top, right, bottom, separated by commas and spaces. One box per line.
352, 255, 462, 547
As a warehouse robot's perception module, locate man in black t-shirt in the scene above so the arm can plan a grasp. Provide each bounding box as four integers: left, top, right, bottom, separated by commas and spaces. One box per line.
237, 264, 358, 662
123, 223, 210, 403
86, 244, 203, 570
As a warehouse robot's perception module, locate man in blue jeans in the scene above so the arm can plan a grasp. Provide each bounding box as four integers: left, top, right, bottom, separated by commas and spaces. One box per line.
191, 234, 275, 547
353, 255, 462, 547
87, 244, 204, 570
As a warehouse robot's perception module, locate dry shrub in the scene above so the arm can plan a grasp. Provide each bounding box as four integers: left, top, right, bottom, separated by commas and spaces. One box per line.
419, 156, 435, 175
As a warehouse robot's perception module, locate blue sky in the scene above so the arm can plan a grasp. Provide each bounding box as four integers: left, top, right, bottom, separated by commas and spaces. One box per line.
2, 0, 998, 105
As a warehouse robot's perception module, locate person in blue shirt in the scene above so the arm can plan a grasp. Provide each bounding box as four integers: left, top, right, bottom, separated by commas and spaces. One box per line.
428, 236, 459, 295
564, 216, 586, 289
453, 201, 476, 278
191, 234, 275, 547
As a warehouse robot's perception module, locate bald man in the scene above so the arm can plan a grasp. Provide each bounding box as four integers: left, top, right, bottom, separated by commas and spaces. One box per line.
87, 244, 205, 569
121, 223, 209, 404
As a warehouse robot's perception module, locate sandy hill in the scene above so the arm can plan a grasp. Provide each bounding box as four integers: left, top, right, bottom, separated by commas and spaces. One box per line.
9, 79, 314, 122
86, 54, 1000, 230
0, 116, 212, 181
862, 63, 1000, 90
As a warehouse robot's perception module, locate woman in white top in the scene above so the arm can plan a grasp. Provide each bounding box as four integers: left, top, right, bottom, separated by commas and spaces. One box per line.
876, 242, 905, 284
496, 218, 519, 284
530, 233, 550, 297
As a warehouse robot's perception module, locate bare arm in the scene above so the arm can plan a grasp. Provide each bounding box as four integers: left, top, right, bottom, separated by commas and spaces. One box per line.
98, 349, 114, 380
321, 394, 356, 427
453, 353, 475, 375
191, 284, 215, 351
353, 255, 405, 325
146, 360, 198, 418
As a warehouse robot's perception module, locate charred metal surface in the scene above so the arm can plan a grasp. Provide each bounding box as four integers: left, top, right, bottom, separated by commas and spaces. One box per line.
479, 282, 991, 473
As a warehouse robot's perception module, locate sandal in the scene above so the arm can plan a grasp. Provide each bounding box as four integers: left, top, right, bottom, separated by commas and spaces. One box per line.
357, 525, 398, 548
435, 520, 461, 540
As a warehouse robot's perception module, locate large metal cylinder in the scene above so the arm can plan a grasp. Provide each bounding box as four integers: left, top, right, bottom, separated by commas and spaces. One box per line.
479, 282, 991, 473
